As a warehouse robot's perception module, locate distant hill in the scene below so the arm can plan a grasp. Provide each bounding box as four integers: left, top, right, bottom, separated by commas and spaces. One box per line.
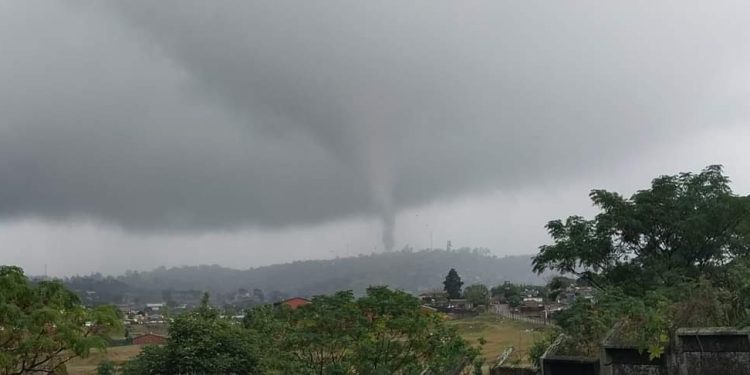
114, 248, 548, 298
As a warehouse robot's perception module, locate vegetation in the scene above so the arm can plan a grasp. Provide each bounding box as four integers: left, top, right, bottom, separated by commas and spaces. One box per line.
490, 283, 527, 308
532, 165, 750, 358
66, 345, 143, 375
0, 266, 121, 375
98, 249, 544, 303
463, 284, 490, 306
122, 299, 258, 374
123, 286, 481, 374
443, 268, 464, 299
447, 314, 547, 367
96, 360, 116, 375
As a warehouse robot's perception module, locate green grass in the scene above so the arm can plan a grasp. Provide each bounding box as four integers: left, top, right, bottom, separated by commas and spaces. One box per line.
447, 313, 549, 367
66, 345, 143, 375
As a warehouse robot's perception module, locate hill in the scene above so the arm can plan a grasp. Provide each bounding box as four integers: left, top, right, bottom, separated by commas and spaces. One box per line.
113, 248, 547, 298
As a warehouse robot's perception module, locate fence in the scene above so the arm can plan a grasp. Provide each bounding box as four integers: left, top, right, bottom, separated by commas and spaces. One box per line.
493, 304, 550, 326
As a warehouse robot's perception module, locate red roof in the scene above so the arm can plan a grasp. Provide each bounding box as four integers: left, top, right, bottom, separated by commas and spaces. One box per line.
132, 333, 167, 346
281, 297, 311, 310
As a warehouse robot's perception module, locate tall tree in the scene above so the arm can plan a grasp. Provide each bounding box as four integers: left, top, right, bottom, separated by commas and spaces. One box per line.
533, 165, 750, 294
0, 266, 121, 375
443, 268, 464, 299
122, 299, 259, 375
282, 287, 479, 374
530, 166, 750, 359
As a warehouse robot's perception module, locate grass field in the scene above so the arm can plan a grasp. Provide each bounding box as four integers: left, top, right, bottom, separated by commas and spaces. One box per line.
65, 314, 544, 374
66, 345, 143, 375
447, 313, 549, 368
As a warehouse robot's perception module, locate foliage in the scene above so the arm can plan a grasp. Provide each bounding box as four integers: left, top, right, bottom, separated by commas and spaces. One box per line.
256, 286, 481, 374
443, 268, 464, 299
126, 287, 480, 374
532, 166, 750, 359
528, 330, 558, 368
491, 282, 523, 308
545, 276, 575, 301
533, 165, 749, 293
463, 284, 490, 306
353, 287, 479, 374
124, 304, 259, 374
96, 360, 117, 375
0, 266, 121, 375
120, 345, 167, 375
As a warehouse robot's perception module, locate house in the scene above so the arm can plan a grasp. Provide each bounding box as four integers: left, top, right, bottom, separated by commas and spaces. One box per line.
145, 303, 166, 313
417, 291, 447, 306
132, 333, 167, 346
522, 297, 543, 308
276, 297, 311, 310
519, 297, 545, 315
447, 299, 473, 310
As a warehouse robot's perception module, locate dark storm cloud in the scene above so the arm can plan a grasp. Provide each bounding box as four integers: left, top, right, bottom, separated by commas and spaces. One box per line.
1, 1, 749, 245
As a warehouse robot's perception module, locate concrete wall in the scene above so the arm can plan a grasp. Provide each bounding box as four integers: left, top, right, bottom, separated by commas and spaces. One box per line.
669, 328, 750, 375
600, 328, 750, 375
602, 347, 666, 375
490, 367, 537, 375
542, 356, 599, 375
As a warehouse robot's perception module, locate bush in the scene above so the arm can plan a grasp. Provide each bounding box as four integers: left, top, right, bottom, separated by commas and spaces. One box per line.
97, 360, 116, 375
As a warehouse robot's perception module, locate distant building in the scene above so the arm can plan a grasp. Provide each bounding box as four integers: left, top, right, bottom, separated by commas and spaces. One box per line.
447, 299, 474, 310
147, 314, 165, 324
145, 303, 166, 312
132, 333, 167, 346
418, 291, 447, 306
276, 297, 311, 310
522, 297, 543, 308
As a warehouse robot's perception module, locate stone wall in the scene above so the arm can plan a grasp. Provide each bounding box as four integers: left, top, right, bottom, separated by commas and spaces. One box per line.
490, 367, 537, 375
669, 328, 750, 375
602, 347, 666, 375
600, 327, 750, 375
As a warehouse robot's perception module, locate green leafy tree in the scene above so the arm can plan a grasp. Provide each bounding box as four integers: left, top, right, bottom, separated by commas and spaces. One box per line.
96, 360, 117, 375
491, 282, 523, 308
120, 345, 167, 375
443, 268, 464, 299
533, 165, 750, 294
463, 284, 490, 307
0, 266, 121, 375
354, 286, 479, 374
126, 287, 481, 374
245, 286, 480, 374
546, 276, 575, 301
530, 166, 750, 359
123, 296, 259, 375
243, 304, 300, 372
282, 291, 363, 374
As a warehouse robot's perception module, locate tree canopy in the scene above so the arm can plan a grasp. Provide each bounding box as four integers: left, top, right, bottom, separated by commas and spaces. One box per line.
533, 165, 750, 294
0, 266, 121, 375
443, 268, 464, 299
531, 166, 750, 358
463, 284, 490, 306
126, 286, 480, 374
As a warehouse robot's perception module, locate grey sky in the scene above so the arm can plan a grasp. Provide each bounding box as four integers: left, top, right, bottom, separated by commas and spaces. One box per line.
1, 1, 749, 275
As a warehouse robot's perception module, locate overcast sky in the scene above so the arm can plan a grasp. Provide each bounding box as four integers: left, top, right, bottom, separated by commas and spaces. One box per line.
1, 1, 749, 276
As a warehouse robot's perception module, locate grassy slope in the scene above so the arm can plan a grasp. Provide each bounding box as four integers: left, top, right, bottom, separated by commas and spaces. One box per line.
66, 345, 143, 375
447, 313, 548, 367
